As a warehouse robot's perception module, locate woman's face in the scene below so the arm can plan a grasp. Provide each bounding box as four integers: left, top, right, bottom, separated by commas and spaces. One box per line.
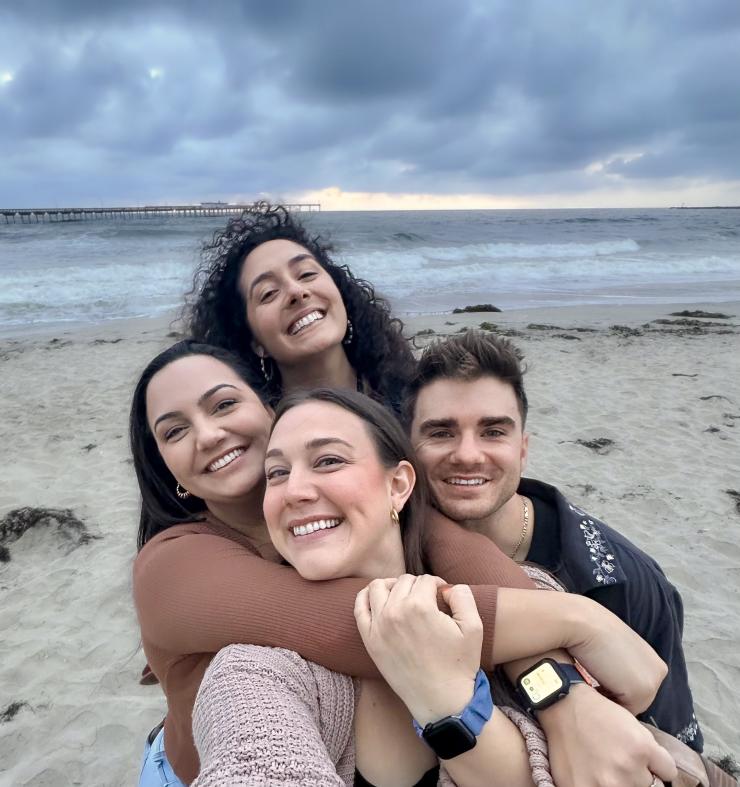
146, 354, 273, 506
263, 401, 413, 581
238, 239, 348, 367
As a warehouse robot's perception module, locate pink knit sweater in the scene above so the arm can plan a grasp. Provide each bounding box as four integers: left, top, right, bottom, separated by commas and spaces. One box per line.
192, 645, 554, 786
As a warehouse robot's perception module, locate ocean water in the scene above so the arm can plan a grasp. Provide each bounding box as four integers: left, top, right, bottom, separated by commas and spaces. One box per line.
1, 208, 739, 329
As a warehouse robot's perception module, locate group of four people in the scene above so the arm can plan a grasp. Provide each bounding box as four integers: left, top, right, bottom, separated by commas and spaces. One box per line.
132, 203, 726, 786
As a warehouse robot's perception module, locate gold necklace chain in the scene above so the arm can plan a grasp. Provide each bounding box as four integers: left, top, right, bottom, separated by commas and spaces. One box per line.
509, 496, 530, 560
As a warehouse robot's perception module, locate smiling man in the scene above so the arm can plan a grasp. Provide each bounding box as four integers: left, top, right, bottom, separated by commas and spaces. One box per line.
404, 329, 703, 752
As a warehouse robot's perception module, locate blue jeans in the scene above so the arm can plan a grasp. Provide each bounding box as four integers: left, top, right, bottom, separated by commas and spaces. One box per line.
138, 727, 185, 787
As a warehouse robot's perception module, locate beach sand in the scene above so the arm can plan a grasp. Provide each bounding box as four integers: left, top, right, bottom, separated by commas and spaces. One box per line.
1, 302, 738, 785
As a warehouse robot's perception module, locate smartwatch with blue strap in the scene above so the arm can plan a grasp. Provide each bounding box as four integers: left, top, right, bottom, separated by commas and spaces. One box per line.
412, 669, 494, 760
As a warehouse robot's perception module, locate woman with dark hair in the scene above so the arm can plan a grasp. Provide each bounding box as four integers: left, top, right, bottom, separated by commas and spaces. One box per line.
129, 340, 267, 549
184, 202, 415, 412
132, 343, 670, 786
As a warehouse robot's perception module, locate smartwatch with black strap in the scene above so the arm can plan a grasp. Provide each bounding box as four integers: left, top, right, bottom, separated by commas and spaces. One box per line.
516, 657, 587, 713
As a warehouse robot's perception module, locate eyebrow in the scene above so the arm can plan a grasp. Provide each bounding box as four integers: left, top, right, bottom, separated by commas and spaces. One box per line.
418, 415, 516, 432
417, 418, 457, 433
247, 253, 316, 298
153, 384, 238, 431
265, 436, 353, 460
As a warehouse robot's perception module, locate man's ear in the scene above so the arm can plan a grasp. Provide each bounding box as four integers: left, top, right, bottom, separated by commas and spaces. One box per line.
389, 460, 416, 514
520, 431, 529, 474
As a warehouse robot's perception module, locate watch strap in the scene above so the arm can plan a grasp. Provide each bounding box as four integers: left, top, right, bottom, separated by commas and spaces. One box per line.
458, 669, 494, 735
559, 663, 586, 687
412, 669, 493, 738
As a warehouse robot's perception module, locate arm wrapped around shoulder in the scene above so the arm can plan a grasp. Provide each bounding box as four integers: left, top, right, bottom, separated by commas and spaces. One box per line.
192, 645, 357, 787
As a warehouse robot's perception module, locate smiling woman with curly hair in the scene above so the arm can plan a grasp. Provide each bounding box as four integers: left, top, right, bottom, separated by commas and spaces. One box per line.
184, 202, 415, 413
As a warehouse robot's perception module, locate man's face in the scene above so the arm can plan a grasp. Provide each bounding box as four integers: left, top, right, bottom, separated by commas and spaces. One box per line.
410, 376, 528, 525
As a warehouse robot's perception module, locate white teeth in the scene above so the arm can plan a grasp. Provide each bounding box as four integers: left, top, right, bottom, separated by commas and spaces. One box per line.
207, 448, 245, 472
446, 478, 486, 486
289, 311, 324, 335
291, 518, 341, 537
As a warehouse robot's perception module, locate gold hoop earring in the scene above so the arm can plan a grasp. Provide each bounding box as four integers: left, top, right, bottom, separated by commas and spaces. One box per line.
176, 483, 191, 499
390, 507, 400, 526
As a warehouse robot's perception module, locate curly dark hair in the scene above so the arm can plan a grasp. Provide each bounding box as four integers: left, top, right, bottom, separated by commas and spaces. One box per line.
183, 202, 416, 415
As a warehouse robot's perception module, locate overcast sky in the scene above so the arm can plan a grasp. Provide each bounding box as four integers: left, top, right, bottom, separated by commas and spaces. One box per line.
2, 0, 739, 209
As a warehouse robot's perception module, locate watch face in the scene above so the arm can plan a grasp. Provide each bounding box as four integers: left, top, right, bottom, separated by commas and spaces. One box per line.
423, 717, 477, 760
519, 661, 565, 707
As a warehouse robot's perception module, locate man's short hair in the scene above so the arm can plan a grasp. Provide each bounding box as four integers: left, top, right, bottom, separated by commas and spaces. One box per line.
404, 329, 528, 426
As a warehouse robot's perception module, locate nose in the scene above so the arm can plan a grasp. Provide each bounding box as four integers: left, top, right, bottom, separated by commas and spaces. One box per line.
282, 466, 318, 507
194, 417, 227, 452
286, 279, 311, 306
450, 432, 485, 466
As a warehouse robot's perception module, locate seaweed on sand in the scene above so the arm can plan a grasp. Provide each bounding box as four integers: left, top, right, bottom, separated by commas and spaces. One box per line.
0, 507, 101, 562
452, 304, 501, 313
1, 701, 30, 723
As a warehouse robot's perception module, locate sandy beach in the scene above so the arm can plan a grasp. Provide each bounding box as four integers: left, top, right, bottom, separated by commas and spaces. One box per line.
1, 301, 738, 786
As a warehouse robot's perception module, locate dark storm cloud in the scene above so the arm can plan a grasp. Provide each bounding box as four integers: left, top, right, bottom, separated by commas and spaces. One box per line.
1, 0, 739, 204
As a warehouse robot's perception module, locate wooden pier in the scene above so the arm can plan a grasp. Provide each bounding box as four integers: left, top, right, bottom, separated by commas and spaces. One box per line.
0, 203, 321, 224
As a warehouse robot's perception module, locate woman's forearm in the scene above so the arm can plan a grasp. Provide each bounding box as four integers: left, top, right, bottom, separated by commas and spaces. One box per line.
491, 588, 591, 662
492, 589, 666, 714
437, 711, 537, 787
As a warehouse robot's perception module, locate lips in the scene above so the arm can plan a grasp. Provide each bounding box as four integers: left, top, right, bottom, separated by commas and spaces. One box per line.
288, 309, 325, 336
206, 447, 245, 473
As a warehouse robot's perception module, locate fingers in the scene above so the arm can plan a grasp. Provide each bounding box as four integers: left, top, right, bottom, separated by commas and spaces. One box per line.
385, 573, 418, 602
354, 587, 371, 640
356, 575, 453, 633
646, 742, 678, 784
441, 584, 483, 635
367, 577, 397, 617
355, 578, 397, 638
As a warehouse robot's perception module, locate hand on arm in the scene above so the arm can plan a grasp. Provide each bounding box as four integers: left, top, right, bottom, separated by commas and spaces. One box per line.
355, 575, 535, 787
495, 589, 677, 787
425, 511, 667, 710
536, 684, 677, 787
491, 588, 667, 714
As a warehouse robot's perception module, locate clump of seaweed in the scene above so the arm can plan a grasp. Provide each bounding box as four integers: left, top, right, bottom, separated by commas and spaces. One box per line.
1, 701, 30, 723
0, 507, 101, 562
710, 754, 739, 778
610, 325, 643, 337
576, 438, 614, 454
452, 304, 501, 313
669, 310, 734, 319
560, 437, 616, 455
652, 318, 729, 327
725, 490, 740, 515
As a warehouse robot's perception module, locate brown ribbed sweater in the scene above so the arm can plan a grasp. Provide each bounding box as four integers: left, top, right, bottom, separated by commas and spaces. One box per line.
132, 508, 536, 784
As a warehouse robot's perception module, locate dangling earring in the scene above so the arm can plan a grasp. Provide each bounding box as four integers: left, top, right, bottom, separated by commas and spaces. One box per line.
259, 356, 273, 382
390, 507, 400, 526
176, 483, 191, 499
343, 319, 354, 346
